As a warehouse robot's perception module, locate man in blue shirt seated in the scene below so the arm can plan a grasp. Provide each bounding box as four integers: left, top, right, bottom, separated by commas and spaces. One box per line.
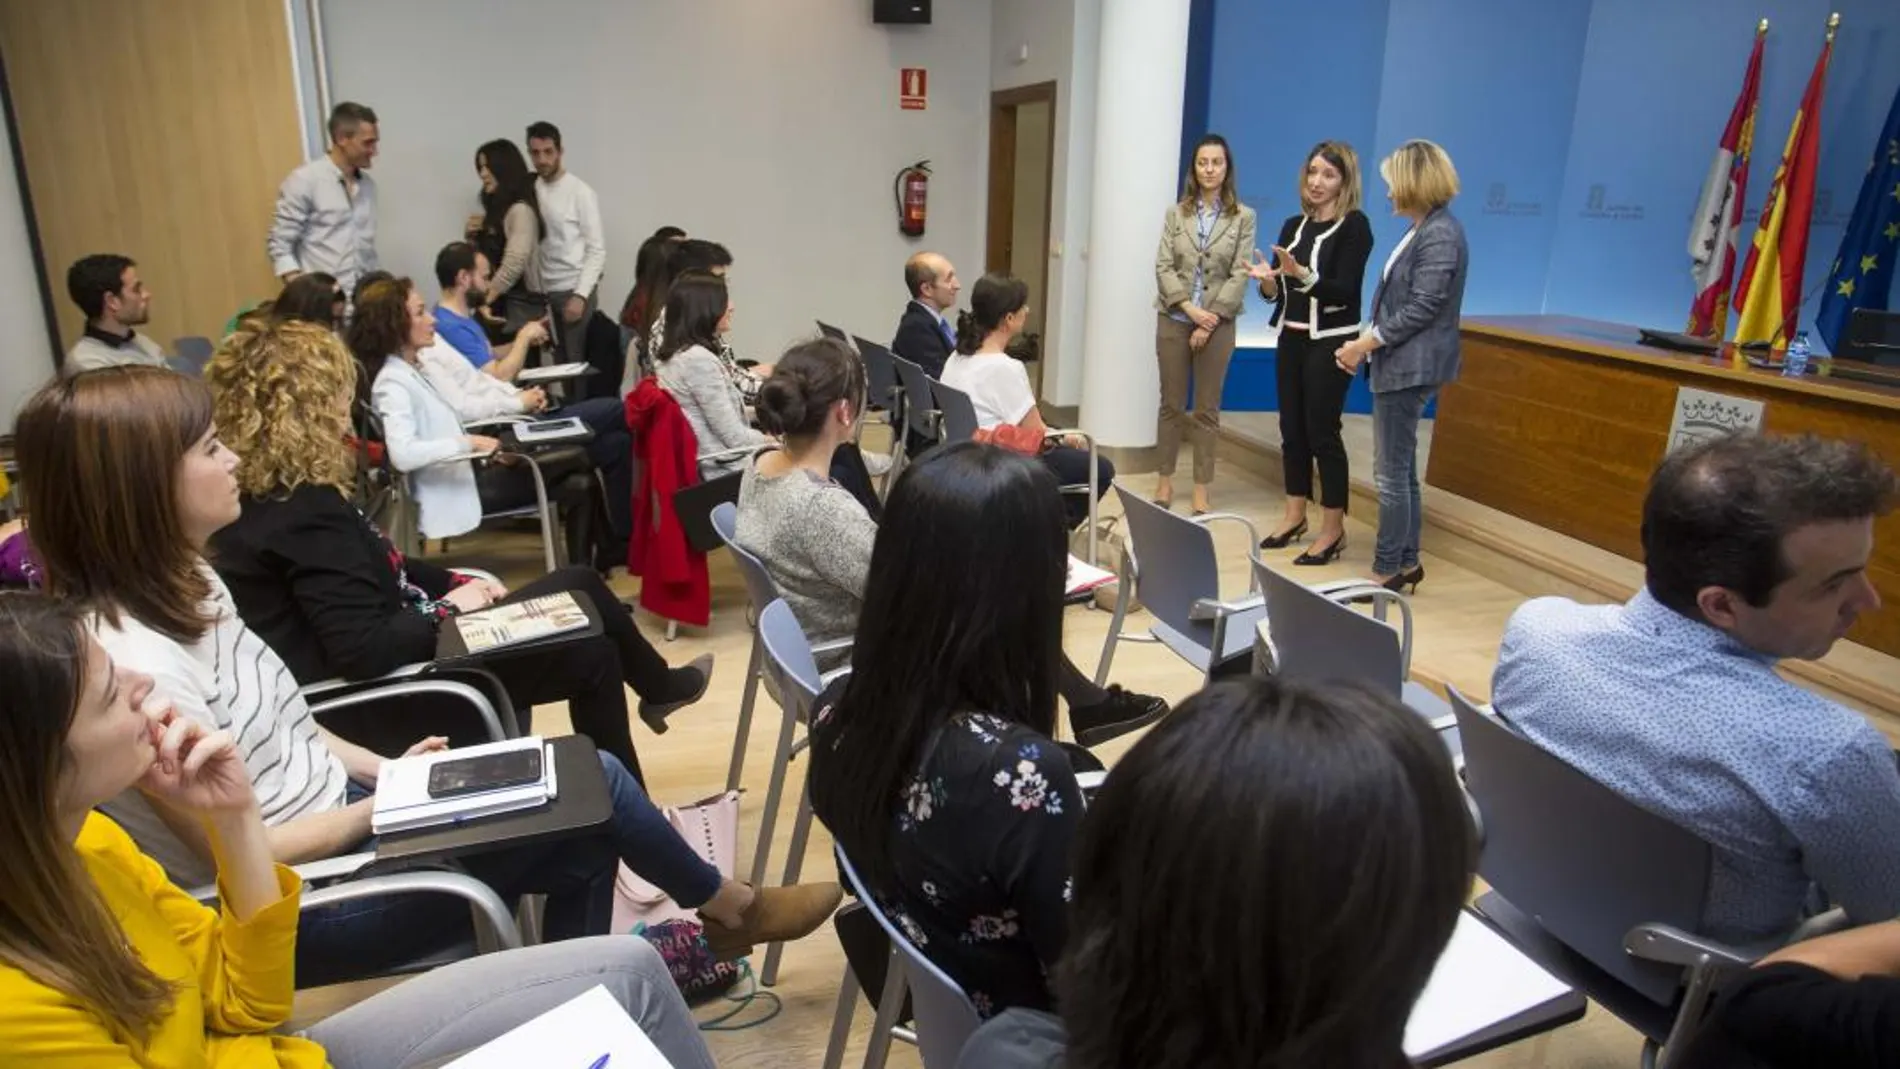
434, 241, 548, 380
1494, 433, 1899, 943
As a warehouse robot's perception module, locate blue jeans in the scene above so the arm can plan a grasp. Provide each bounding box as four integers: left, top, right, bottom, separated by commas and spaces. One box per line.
1371, 385, 1436, 575
294, 754, 720, 987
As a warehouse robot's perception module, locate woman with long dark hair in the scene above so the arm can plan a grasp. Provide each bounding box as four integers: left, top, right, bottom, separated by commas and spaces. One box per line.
470, 139, 545, 329
809, 443, 1084, 1019
1152, 133, 1257, 515
740, 340, 1162, 740
960, 676, 1475, 1069
944, 272, 1114, 529
0, 593, 719, 1068
653, 272, 771, 478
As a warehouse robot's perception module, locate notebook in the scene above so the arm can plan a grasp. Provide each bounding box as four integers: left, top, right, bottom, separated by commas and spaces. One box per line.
511, 417, 588, 444
453, 592, 590, 654
371, 737, 556, 835
1066, 555, 1116, 597
1403, 911, 1572, 1058
442, 984, 674, 1068
516, 361, 593, 384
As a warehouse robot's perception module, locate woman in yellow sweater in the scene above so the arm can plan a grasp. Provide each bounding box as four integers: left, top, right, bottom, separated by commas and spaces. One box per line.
0, 593, 717, 1069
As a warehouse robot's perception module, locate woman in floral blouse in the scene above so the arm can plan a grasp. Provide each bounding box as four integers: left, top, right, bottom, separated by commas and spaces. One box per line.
810, 442, 1083, 1019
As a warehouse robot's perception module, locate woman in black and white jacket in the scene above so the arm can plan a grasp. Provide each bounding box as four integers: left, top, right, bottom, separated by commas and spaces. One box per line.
1250, 141, 1374, 565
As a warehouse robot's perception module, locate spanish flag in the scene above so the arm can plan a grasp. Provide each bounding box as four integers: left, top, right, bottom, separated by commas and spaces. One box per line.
1732, 21, 1836, 348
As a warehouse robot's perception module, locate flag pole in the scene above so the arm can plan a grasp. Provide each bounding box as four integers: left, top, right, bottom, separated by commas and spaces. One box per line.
1825, 11, 1839, 41
1776, 12, 1840, 345
1757, 18, 1768, 36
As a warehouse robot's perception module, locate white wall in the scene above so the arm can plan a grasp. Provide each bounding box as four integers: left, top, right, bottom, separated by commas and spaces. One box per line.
317, 0, 991, 362
992, 0, 1099, 407
0, 125, 55, 433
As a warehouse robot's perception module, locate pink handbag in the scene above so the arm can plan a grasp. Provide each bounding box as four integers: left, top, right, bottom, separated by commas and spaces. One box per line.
612, 788, 740, 932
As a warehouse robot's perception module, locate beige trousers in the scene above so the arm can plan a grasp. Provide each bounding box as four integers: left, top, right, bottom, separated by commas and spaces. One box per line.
1154, 313, 1237, 484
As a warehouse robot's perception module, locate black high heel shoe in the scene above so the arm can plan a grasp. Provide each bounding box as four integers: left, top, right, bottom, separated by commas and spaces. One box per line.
1380, 565, 1425, 594
1293, 535, 1347, 566
1258, 520, 1309, 550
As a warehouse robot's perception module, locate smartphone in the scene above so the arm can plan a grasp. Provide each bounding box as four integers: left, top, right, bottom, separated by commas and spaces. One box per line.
425, 748, 544, 799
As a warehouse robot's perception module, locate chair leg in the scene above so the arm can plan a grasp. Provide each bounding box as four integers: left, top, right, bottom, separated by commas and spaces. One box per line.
821, 964, 859, 1069
761, 778, 817, 986
726, 636, 763, 792
1094, 580, 1131, 686
748, 700, 800, 888
665, 619, 678, 642
861, 949, 908, 1069
1086, 437, 1099, 566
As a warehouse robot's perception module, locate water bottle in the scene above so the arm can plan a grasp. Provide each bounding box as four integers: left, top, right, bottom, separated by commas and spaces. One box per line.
1783, 331, 1811, 378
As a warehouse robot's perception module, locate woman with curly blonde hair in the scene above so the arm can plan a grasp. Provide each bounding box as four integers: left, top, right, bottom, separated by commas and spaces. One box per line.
205, 320, 718, 783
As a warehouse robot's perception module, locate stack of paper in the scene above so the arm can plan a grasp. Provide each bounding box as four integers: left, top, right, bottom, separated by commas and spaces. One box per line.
1403, 912, 1572, 1058
444, 984, 674, 1068
371, 737, 557, 835
1066, 555, 1116, 597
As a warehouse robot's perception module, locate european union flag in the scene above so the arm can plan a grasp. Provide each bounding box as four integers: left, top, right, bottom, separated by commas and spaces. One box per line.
1816, 83, 1900, 354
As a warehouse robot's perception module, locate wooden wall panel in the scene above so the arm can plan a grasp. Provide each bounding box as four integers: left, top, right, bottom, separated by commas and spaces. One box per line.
1428, 316, 1900, 658
0, 0, 303, 354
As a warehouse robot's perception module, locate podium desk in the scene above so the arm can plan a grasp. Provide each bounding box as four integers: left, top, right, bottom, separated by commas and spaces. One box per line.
1427, 315, 1900, 658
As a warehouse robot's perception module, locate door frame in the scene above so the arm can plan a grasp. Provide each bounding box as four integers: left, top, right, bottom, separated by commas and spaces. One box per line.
985, 81, 1058, 339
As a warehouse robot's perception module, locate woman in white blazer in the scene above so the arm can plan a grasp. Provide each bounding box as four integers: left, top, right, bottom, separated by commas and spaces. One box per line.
353, 278, 588, 543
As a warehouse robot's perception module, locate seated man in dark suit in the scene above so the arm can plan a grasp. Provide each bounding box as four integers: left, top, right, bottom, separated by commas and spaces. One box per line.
892, 251, 961, 380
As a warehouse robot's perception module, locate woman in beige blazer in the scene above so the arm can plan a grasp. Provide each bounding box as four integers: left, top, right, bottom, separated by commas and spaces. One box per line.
1154, 134, 1257, 513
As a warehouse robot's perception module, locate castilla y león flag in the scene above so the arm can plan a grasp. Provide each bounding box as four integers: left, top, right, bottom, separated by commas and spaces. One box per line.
1686, 28, 1765, 339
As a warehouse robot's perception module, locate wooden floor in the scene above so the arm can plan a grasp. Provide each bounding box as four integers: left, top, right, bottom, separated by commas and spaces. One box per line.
290, 421, 1682, 1067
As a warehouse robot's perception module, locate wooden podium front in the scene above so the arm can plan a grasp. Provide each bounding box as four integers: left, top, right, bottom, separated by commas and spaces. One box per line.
1427, 315, 1900, 658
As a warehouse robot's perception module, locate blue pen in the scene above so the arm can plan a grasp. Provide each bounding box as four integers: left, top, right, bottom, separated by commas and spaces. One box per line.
585, 1056, 610, 1069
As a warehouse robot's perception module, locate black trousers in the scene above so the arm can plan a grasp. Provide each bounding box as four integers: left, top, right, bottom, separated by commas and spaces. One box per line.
1040, 446, 1115, 529
1276, 328, 1355, 510
478, 567, 681, 784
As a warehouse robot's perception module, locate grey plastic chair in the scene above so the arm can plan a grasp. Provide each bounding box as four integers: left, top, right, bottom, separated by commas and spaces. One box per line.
1452, 689, 1764, 1068
850, 335, 905, 490
170, 335, 215, 377
891, 355, 941, 453
817, 320, 852, 347
1097, 486, 1263, 685
824, 845, 984, 1069
1251, 560, 1460, 758
752, 598, 832, 985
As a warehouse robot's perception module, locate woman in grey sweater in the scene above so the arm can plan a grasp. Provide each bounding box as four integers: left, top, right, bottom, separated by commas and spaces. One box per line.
654, 272, 771, 478
735, 338, 1169, 747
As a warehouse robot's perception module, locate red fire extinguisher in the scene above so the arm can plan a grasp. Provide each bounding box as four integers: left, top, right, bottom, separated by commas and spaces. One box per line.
895, 160, 931, 237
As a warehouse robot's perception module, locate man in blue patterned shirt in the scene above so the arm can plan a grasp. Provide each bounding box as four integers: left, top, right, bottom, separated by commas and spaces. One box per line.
1494, 434, 1899, 943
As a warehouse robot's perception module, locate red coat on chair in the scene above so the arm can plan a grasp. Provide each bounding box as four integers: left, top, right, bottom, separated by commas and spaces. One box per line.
624, 379, 711, 627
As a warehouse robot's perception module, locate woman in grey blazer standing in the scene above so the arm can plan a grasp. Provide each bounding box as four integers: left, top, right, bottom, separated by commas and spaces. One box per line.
1333, 140, 1467, 593
1153, 134, 1257, 515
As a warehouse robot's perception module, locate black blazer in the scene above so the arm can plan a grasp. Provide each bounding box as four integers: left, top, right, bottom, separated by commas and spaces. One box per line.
210, 484, 453, 685
891, 300, 954, 380
1262, 209, 1374, 340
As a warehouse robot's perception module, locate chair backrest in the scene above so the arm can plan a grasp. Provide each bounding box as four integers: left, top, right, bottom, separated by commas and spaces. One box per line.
1254, 562, 1403, 696
928, 378, 980, 444
758, 599, 822, 715
835, 844, 983, 1069
816, 320, 852, 347
1451, 688, 1712, 1006
852, 335, 902, 413
710, 502, 783, 614
172, 335, 214, 374
890, 355, 940, 442
1113, 486, 1222, 646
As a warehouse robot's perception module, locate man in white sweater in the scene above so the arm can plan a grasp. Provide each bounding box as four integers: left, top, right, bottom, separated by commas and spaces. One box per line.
527, 120, 606, 369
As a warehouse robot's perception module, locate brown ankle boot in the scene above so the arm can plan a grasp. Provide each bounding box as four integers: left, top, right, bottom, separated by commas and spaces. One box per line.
700, 882, 844, 962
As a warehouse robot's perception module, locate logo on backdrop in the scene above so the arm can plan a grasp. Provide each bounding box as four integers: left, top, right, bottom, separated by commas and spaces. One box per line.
1581, 183, 1645, 222
1481, 182, 1543, 218
1810, 188, 1851, 227
1667, 387, 1764, 453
